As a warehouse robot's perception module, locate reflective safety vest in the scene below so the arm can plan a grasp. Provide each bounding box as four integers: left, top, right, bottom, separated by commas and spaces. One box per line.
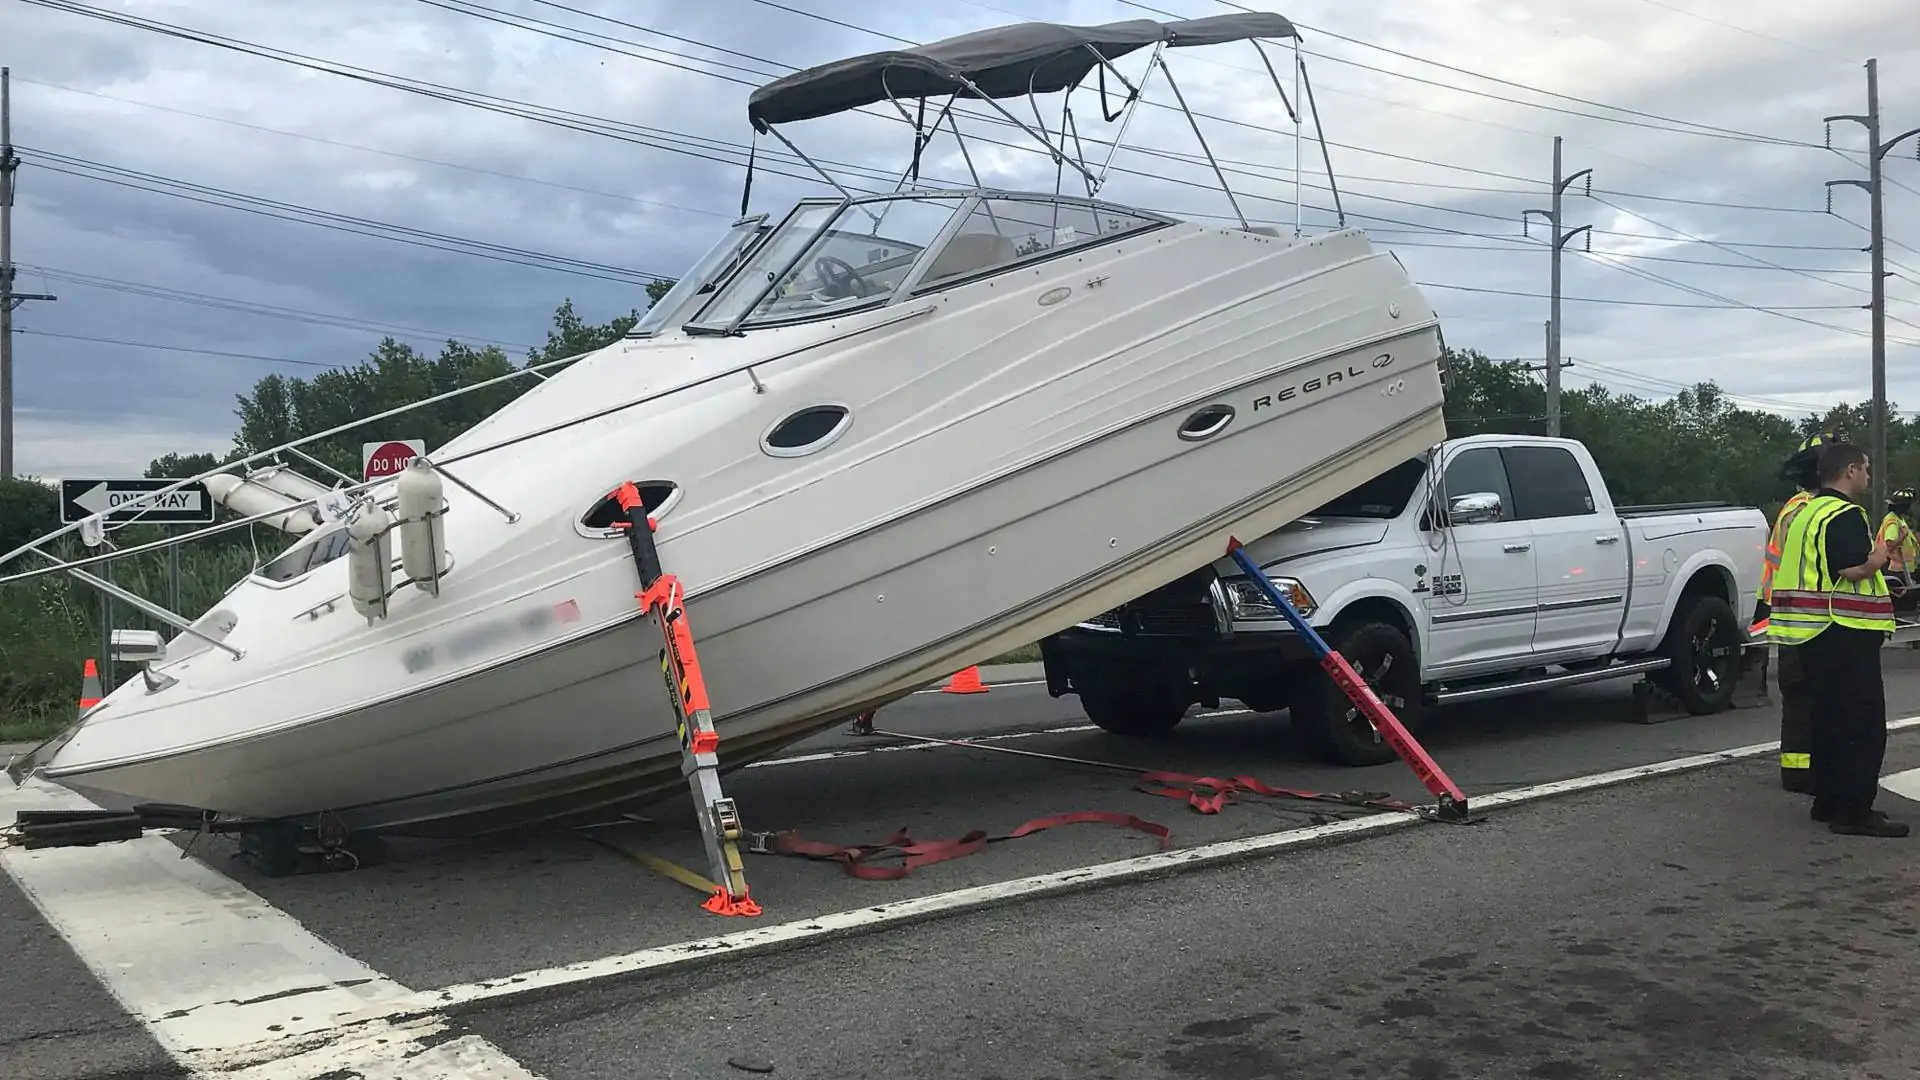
1878, 511, 1918, 572
1750, 491, 1814, 634
1768, 494, 1896, 644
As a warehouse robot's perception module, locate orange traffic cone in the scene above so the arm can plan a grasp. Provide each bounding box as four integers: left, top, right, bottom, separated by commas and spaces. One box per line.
941, 665, 988, 695
77, 658, 104, 716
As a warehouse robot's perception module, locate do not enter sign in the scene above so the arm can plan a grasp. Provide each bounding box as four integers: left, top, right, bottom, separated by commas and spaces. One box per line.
362, 439, 427, 482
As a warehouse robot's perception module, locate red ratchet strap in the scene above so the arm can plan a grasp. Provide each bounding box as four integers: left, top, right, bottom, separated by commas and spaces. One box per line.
1137, 770, 1416, 816
750, 810, 1171, 881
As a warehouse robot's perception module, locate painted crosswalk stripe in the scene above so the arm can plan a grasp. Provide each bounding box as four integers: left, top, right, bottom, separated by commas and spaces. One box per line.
0, 778, 546, 1079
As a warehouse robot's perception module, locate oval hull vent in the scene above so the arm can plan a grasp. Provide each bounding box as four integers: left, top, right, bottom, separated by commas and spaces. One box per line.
582, 481, 680, 532
1177, 404, 1235, 442
763, 404, 852, 457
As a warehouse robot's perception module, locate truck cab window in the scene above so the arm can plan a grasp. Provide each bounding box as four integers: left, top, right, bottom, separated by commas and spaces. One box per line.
1309, 457, 1427, 518
1501, 445, 1596, 520
1437, 447, 1514, 524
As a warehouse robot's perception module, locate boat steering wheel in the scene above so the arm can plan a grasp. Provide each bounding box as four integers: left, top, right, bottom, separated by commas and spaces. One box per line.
811, 255, 871, 300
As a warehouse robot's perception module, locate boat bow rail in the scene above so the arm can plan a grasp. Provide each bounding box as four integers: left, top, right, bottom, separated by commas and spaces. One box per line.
0, 345, 591, 687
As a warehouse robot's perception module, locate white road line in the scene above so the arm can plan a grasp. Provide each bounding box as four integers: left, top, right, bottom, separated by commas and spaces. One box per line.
1882, 766, 1920, 802
366, 714, 1920, 1019
746, 708, 1252, 770
0, 779, 546, 1079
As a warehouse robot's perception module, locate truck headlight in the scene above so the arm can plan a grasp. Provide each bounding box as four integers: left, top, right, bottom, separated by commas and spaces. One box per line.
1225, 576, 1315, 620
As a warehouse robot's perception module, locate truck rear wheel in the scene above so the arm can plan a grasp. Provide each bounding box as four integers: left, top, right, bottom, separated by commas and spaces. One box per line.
1079, 683, 1190, 738
1652, 593, 1743, 713
1290, 619, 1423, 767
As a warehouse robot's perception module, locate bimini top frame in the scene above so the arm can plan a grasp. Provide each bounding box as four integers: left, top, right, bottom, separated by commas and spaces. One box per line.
740, 11, 1344, 238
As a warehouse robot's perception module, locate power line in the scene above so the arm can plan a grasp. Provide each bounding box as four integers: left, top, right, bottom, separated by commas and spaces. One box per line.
21, 146, 672, 285
1420, 281, 1863, 310
11, 0, 1586, 247
1623, 0, 1851, 64
1573, 357, 1841, 413
15, 263, 536, 349
1376, 238, 1874, 276
12, 75, 735, 220
29, 0, 1878, 264
1575, 244, 1920, 344
11, 326, 339, 368
412, 0, 1550, 228
21, 0, 1911, 355
1106, 0, 1839, 149
1358, 224, 1864, 253
1587, 191, 1878, 300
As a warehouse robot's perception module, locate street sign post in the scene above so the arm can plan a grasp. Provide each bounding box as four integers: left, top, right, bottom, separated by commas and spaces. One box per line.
362, 439, 426, 482
59, 478, 214, 525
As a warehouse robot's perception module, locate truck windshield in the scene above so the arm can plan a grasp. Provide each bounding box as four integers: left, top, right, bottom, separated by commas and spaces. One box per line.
1308, 457, 1427, 518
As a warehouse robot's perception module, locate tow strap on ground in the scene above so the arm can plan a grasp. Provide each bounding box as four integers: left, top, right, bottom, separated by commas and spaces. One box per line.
845, 717, 1426, 819
744, 809, 1173, 881
574, 829, 736, 899
1135, 771, 1417, 816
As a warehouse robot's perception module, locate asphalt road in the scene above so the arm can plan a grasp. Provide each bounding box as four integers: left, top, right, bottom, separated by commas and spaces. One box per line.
7, 655, 1920, 1079
467, 734, 1920, 1080
190, 661, 1821, 989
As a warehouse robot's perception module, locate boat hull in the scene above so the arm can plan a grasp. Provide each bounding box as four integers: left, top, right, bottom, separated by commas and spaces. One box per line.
39, 327, 1446, 835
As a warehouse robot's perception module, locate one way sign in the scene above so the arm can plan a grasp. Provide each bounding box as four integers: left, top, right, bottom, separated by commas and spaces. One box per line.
60, 478, 215, 525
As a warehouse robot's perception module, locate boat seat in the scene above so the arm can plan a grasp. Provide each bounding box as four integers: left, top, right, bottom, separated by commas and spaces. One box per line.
922, 231, 1017, 286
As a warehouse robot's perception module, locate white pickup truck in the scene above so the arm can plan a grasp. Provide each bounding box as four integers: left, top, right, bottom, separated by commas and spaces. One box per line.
1038, 434, 1771, 766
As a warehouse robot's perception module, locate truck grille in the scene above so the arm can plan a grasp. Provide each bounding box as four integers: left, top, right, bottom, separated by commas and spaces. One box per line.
1079, 567, 1223, 639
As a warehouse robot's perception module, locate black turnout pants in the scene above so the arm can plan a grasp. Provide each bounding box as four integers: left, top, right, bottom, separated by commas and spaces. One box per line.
1801, 626, 1889, 822
1776, 644, 1814, 791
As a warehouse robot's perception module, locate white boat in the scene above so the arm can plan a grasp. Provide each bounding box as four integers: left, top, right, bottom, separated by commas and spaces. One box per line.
2, 12, 1449, 838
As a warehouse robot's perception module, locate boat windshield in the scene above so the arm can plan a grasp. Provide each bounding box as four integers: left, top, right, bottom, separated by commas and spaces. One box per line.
255, 524, 353, 583
688, 196, 965, 332
628, 215, 768, 339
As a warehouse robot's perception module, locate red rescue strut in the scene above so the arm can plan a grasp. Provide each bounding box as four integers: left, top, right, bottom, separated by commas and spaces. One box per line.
1225, 537, 1472, 823
610, 481, 761, 916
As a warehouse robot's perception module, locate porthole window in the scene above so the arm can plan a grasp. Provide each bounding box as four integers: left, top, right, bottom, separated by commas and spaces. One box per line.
1177, 404, 1235, 442
580, 481, 681, 534
762, 404, 852, 458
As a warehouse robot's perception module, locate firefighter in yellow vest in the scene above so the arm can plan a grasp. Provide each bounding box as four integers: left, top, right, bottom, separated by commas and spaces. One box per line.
1753, 432, 1832, 793
1767, 442, 1907, 837
1877, 486, 1918, 604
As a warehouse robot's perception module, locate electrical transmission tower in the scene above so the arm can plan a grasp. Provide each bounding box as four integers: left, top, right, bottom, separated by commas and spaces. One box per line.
1825, 57, 1919, 516
2, 67, 60, 480
1523, 136, 1591, 438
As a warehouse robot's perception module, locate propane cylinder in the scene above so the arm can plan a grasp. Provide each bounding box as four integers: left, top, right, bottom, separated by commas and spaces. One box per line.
395, 458, 450, 593
345, 501, 396, 621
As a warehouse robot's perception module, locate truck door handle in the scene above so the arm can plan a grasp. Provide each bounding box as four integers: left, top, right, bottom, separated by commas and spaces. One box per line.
1595, 535, 1620, 544
1503, 542, 1531, 553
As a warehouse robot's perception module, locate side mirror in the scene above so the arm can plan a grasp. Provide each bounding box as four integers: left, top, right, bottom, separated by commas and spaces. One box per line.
1446, 492, 1503, 526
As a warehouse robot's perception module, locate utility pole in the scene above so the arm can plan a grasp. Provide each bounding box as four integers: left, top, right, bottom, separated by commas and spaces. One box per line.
1826, 58, 1919, 517
1524, 136, 1591, 438
2, 67, 61, 480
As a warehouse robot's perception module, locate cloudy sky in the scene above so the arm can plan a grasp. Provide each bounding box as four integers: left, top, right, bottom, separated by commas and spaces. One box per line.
5, 0, 1919, 476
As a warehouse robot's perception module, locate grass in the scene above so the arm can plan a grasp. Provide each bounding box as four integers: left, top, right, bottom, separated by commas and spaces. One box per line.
0, 532, 1051, 744
1, 533, 255, 744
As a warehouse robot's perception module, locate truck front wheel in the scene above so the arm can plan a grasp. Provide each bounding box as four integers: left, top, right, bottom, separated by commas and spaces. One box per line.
1079, 682, 1191, 738
1652, 593, 1743, 714
1290, 619, 1423, 767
